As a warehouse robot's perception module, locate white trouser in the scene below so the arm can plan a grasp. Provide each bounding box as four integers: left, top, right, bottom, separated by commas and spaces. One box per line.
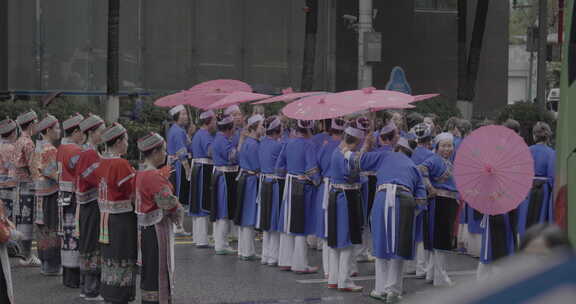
374, 259, 389, 295
230, 223, 239, 238
415, 242, 430, 276
213, 219, 231, 252
433, 250, 452, 286
476, 262, 500, 281
278, 233, 294, 268
322, 240, 330, 276
467, 233, 482, 258
386, 259, 405, 295
238, 227, 255, 257
328, 246, 357, 289
307, 235, 319, 249
291, 235, 310, 271
262, 231, 280, 264
426, 251, 435, 281
193, 216, 209, 246
404, 260, 416, 274
375, 258, 405, 295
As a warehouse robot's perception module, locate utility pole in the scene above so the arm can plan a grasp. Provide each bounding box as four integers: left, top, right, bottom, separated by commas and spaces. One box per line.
106, 0, 120, 123
536, 0, 548, 110
0, 0, 8, 100
358, 0, 373, 88
301, 0, 318, 92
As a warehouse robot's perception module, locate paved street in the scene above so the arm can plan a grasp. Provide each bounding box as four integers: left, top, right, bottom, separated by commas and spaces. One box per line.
11, 219, 478, 304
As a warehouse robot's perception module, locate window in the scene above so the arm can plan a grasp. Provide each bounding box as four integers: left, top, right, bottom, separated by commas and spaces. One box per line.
415, 0, 458, 11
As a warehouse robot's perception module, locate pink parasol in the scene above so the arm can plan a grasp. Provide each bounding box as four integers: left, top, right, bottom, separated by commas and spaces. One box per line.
325, 87, 415, 109
281, 94, 359, 120
189, 79, 252, 94
253, 87, 327, 105
412, 93, 440, 103
154, 91, 194, 108
154, 79, 252, 108
453, 125, 535, 215
203, 91, 271, 110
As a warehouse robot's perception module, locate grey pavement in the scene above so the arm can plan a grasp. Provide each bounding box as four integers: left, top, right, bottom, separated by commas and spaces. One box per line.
10, 218, 479, 304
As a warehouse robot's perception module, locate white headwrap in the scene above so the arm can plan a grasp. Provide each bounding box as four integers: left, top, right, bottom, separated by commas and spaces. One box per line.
199, 110, 215, 120
169, 105, 185, 117
224, 105, 241, 116
344, 127, 365, 139
380, 121, 397, 135
266, 116, 281, 131
247, 114, 264, 127
331, 118, 346, 131
434, 132, 454, 146
297, 120, 314, 129
217, 115, 234, 126
397, 137, 413, 153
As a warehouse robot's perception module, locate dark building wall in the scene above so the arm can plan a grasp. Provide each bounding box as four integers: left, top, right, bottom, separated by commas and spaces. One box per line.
7, 0, 508, 116
335, 0, 509, 117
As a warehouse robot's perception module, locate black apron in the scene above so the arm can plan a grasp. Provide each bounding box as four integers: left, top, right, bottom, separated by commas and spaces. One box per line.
259, 180, 274, 231
233, 173, 248, 225
396, 191, 418, 259
289, 180, 306, 234
489, 214, 512, 261
169, 161, 190, 206
526, 179, 547, 230
327, 189, 364, 248
189, 163, 213, 214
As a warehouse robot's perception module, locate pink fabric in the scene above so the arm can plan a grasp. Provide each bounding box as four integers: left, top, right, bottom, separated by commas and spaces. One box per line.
453, 125, 535, 215
253, 87, 327, 105
412, 93, 440, 102
325, 88, 415, 111
204, 92, 271, 110
281, 94, 358, 120
154, 79, 252, 108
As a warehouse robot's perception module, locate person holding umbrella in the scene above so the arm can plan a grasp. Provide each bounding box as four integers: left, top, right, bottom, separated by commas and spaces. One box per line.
275, 120, 321, 274
235, 114, 264, 261
325, 121, 370, 292
258, 116, 286, 266
189, 110, 217, 248
210, 114, 241, 256
314, 118, 346, 278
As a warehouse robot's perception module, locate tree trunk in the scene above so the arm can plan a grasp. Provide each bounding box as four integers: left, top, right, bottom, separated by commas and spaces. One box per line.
301, 0, 318, 92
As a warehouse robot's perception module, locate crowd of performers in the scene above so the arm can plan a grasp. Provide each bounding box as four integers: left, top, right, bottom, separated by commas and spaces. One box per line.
0, 104, 556, 304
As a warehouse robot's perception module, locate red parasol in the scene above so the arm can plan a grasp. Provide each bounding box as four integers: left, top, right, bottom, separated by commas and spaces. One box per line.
453, 125, 535, 215
253, 87, 327, 105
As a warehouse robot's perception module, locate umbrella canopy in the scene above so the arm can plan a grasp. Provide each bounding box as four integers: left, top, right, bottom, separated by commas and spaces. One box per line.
253, 87, 327, 105
189, 79, 252, 94
325, 87, 415, 109
204, 91, 271, 110
154, 90, 194, 108
413, 93, 440, 103
281, 94, 359, 120
453, 125, 535, 215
